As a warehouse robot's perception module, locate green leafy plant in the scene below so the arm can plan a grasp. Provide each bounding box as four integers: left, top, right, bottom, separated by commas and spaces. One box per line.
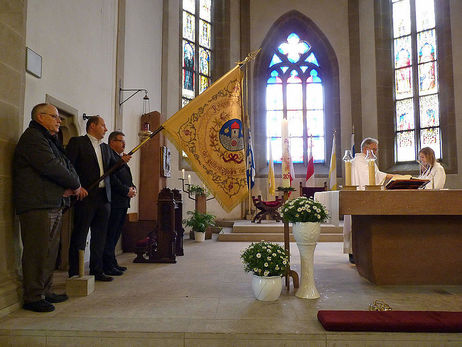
241, 241, 289, 277
189, 184, 209, 196
183, 210, 216, 233
281, 196, 328, 223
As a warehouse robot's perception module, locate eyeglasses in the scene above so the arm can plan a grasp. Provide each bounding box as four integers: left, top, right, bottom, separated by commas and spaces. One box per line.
40, 113, 61, 121
112, 139, 125, 143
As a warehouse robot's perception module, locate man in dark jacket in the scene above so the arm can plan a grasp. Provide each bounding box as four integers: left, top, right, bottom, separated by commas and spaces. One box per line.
13, 103, 84, 312
66, 116, 130, 282
103, 131, 136, 275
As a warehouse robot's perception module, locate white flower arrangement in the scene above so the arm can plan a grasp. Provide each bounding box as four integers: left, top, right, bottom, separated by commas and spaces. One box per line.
281, 196, 328, 223
241, 241, 289, 277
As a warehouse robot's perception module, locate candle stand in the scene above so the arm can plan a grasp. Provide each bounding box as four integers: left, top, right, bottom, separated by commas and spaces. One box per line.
277, 187, 299, 291
179, 177, 214, 239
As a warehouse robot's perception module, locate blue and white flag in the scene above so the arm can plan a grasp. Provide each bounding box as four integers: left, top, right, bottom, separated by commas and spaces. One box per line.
351, 131, 355, 156
246, 130, 255, 189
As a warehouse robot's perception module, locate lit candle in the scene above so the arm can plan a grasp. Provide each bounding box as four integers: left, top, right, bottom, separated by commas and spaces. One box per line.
188, 174, 191, 185
368, 160, 375, 185
281, 119, 290, 188
345, 161, 352, 186
182, 169, 185, 179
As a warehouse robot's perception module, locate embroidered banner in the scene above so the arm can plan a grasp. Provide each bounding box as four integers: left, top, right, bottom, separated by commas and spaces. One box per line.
163, 65, 247, 212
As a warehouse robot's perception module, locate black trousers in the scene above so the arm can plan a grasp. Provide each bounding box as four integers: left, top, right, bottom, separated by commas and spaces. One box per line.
19, 208, 62, 303
68, 189, 110, 276
103, 207, 128, 271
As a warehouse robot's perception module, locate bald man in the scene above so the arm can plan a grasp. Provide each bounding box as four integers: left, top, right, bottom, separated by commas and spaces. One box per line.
14, 103, 84, 312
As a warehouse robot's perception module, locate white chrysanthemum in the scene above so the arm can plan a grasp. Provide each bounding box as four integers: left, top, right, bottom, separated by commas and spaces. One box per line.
316, 214, 320, 218
297, 208, 302, 212
296, 214, 299, 217
267, 249, 271, 253
256, 253, 261, 258
275, 265, 279, 270
258, 268, 262, 273
263, 270, 269, 276
272, 253, 276, 257
264, 262, 268, 267
267, 257, 271, 261
283, 260, 287, 265
277, 250, 281, 253
253, 268, 258, 272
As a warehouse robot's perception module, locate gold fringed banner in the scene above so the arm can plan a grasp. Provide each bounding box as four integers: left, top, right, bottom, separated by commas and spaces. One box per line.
162, 65, 247, 212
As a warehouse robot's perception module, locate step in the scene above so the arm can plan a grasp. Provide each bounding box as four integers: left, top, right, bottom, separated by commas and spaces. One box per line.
231, 220, 343, 234
217, 231, 343, 242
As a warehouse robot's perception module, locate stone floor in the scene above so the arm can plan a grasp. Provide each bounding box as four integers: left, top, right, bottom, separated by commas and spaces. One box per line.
1, 238, 462, 346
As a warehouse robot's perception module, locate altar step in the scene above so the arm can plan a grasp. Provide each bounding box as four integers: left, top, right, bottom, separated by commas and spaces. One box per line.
217, 220, 343, 242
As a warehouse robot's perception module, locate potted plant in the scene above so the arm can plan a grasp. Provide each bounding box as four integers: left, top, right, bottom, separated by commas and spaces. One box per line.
281, 197, 328, 299
183, 210, 216, 242
188, 184, 209, 197
240, 241, 289, 301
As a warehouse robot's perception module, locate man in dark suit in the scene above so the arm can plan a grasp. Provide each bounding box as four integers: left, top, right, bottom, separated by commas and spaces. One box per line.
103, 131, 136, 275
66, 116, 130, 281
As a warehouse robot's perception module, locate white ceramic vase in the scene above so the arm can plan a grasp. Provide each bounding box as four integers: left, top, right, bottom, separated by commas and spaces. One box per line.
292, 222, 321, 299
251, 275, 283, 301
194, 231, 205, 242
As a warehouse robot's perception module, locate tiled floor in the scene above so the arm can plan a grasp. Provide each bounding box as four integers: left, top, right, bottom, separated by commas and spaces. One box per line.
1, 238, 461, 346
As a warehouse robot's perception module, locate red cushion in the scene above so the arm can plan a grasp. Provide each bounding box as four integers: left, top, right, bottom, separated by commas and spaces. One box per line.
317, 310, 462, 333
136, 237, 150, 247
263, 201, 281, 207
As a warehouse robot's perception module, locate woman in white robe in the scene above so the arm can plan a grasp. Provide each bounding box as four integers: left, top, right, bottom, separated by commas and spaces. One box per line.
418, 147, 446, 189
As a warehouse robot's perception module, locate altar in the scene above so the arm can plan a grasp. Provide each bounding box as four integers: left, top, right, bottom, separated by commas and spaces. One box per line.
339, 190, 462, 285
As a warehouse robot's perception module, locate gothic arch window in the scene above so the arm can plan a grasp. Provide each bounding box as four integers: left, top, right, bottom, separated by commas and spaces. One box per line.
266, 33, 325, 164
181, 0, 213, 107
392, 0, 441, 162
254, 10, 340, 176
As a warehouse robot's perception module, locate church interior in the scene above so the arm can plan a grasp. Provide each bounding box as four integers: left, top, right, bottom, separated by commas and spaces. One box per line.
1, 0, 462, 345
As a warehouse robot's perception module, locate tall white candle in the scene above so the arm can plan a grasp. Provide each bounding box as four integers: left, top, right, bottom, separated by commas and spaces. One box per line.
182, 168, 185, 179
281, 119, 290, 188
188, 174, 191, 185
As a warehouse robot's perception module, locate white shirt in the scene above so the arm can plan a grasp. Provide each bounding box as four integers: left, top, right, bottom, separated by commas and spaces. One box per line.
87, 134, 105, 188
351, 153, 387, 190
418, 161, 446, 189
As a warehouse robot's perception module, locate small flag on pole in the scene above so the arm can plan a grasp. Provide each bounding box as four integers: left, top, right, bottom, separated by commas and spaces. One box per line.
246, 129, 255, 189
305, 136, 315, 187
268, 141, 276, 196
328, 133, 337, 190
351, 128, 355, 157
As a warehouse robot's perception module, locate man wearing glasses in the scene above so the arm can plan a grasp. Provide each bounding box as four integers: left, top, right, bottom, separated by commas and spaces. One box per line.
13, 103, 84, 312
102, 131, 136, 276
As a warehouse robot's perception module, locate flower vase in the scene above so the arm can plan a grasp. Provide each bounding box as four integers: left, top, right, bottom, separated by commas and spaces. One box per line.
292, 222, 321, 299
194, 231, 205, 242
251, 275, 283, 301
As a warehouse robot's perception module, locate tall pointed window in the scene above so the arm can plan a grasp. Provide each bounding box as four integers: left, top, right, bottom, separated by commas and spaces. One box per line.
266, 33, 325, 163
392, 0, 440, 162
181, 0, 213, 107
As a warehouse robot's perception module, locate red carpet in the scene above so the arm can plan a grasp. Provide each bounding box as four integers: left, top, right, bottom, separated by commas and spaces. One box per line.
317, 310, 462, 332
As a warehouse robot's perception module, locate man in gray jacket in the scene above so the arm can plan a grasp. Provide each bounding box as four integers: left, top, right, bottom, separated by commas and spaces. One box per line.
13, 103, 85, 312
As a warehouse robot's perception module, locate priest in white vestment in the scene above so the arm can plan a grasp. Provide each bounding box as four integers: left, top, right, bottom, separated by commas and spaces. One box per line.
343, 138, 393, 262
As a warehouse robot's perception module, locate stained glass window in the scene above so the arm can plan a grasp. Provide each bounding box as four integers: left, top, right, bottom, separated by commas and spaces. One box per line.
266, 32, 325, 164
181, 0, 213, 106
392, 0, 441, 161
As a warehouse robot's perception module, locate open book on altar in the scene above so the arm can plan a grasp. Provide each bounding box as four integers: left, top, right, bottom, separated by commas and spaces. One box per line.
385, 175, 430, 190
